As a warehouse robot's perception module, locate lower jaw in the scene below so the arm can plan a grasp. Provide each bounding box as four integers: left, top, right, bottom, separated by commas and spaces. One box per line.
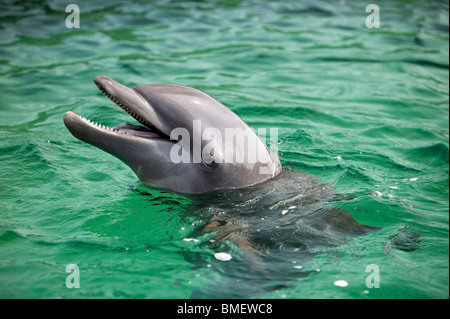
112, 123, 164, 139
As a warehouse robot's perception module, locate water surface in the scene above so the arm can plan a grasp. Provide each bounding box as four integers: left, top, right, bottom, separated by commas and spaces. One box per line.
0, 0, 448, 298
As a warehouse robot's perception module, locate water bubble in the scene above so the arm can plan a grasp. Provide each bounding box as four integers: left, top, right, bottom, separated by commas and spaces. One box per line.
183, 238, 199, 243
334, 280, 348, 287
214, 252, 232, 261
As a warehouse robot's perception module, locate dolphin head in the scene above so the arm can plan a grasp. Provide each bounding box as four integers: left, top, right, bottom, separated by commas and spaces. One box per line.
64, 76, 281, 194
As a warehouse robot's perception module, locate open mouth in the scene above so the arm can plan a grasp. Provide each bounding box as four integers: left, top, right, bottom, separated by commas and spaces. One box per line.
95, 83, 168, 139
66, 80, 169, 140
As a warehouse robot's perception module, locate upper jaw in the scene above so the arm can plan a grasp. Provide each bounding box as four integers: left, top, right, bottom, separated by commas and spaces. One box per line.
93, 75, 166, 137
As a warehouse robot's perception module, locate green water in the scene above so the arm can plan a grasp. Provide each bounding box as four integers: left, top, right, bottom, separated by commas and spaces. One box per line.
0, 0, 448, 299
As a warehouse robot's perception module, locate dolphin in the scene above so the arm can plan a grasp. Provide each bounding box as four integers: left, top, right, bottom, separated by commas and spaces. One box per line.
64, 76, 382, 298
64, 76, 281, 194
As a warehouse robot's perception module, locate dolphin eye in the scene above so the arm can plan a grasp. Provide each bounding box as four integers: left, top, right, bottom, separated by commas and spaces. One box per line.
202, 154, 215, 166
205, 160, 215, 167
201, 150, 217, 168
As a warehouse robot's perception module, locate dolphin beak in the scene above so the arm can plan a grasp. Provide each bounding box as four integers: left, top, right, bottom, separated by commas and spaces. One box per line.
63, 76, 173, 164
93, 75, 164, 133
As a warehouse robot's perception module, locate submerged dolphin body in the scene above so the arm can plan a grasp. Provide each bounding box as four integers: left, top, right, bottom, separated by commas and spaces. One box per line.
64, 76, 281, 194
132, 167, 381, 298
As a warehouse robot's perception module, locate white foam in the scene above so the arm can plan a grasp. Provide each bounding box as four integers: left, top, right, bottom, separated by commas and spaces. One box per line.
334, 280, 348, 287
182, 238, 199, 243
214, 252, 232, 261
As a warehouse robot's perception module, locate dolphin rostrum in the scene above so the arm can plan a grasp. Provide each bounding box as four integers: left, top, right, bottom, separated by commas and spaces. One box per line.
64, 76, 281, 194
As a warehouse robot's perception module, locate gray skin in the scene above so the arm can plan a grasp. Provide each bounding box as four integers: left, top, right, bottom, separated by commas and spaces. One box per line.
64, 76, 281, 194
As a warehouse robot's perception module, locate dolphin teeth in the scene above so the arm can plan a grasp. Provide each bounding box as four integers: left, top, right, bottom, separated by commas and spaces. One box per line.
78, 115, 115, 133
98, 84, 154, 130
